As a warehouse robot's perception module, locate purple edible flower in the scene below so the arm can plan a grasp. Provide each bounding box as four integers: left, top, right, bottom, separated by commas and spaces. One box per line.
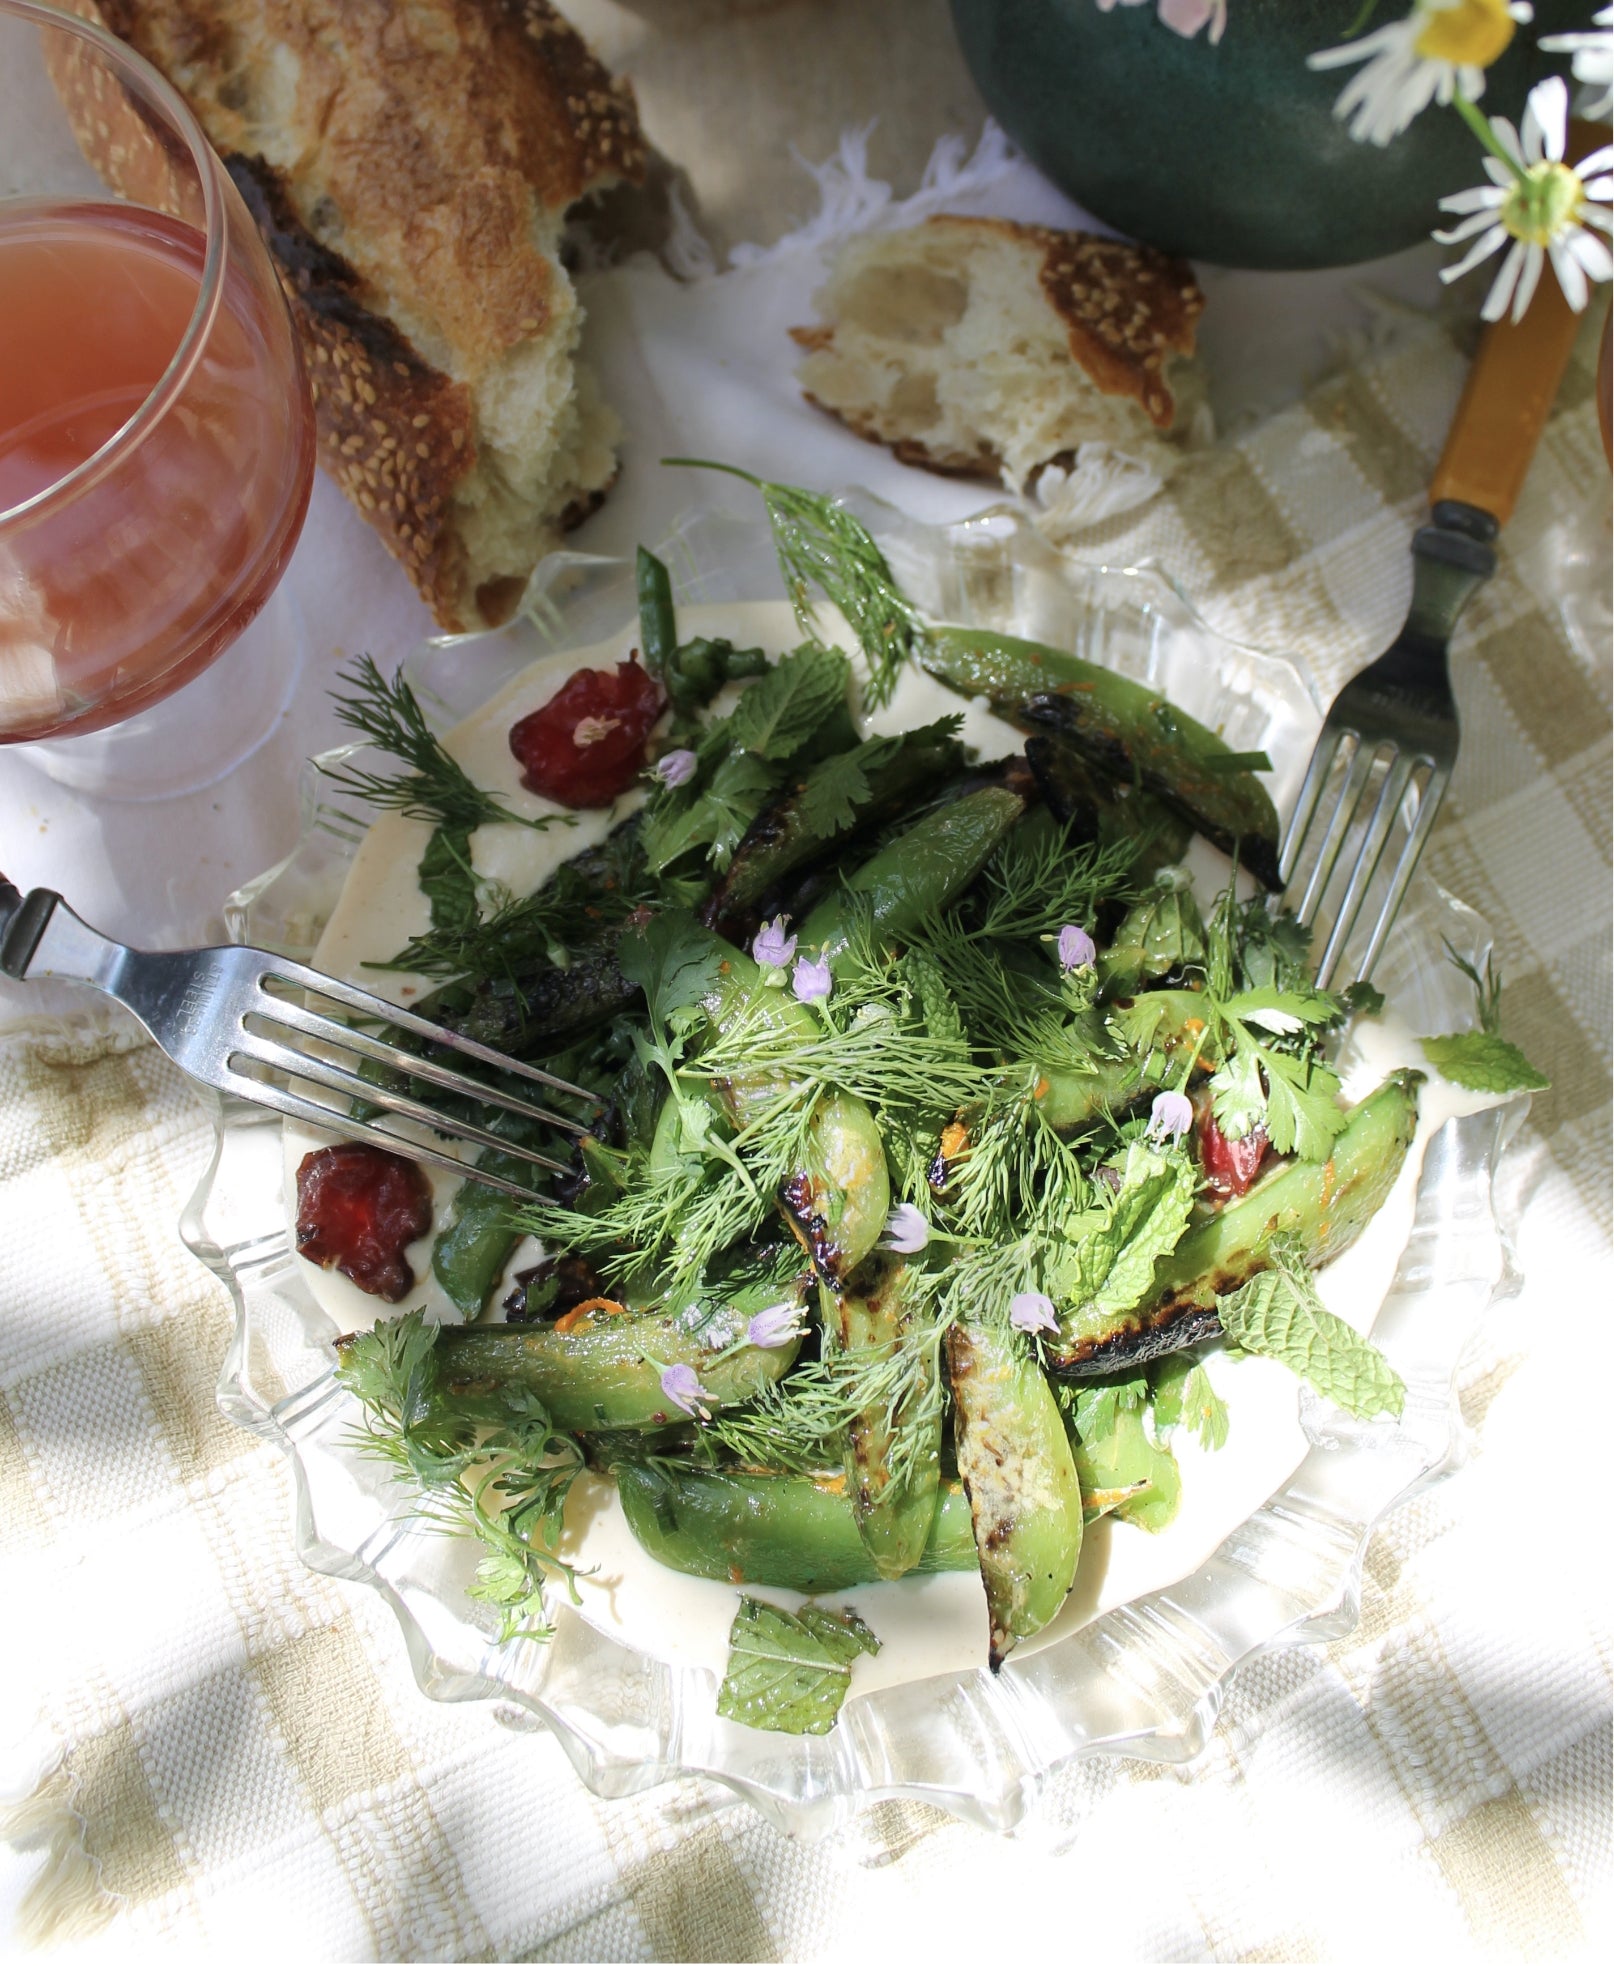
745, 1302, 803, 1349
792, 954, 833, 1003
1147, 1089, 1195, 1144
653, 747, 697, 788
1058, 923, 1097, 971
751, 915, 797, 970
660, 1363, 710, 1418
1009, 1291, 1059, 1336
880, 1203, 930, 1254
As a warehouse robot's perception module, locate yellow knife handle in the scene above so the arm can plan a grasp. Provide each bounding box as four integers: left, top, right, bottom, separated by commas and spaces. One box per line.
1430, 121, 1605, 526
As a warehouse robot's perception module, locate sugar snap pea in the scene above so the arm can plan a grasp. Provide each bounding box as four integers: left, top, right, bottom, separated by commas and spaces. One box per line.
1048, 1069, 1423, 1376
919, 625, 1282, 887
1071, 1401, 1182, 1531
397, 1309, 800, 1433
946, 1318, 1085, 1667
830, 1256, 943, 1581
613, 1463, 977, 1590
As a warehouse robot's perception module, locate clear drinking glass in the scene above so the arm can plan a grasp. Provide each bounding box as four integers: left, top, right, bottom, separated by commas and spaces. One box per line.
0, 0, 316, 798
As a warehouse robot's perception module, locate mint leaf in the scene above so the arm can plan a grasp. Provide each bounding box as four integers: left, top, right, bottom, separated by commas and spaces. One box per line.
1420, 1031, 1550, 1094
723, 642, 850, 762
617, 911, 726, 1024
1050, 1143, 1196, 1332
715, 1597, 880, 1736
1150, 1355, 1230, 1451
1215, 1245, 1405, 1421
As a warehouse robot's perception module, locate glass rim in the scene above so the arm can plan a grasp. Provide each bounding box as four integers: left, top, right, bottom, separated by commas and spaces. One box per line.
0, 0, 228, 532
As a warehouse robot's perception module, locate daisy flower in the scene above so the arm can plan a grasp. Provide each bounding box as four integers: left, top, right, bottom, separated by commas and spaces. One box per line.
1309, 1, 1532, 147
1435, 77, 1614, 321
1540, 6, 1614, 122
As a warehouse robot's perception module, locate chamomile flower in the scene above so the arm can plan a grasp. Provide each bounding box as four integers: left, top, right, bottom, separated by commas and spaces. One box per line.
1310, 1, 1533, 147
1434, 77, 1614, 321
1540, 6, 1614, 122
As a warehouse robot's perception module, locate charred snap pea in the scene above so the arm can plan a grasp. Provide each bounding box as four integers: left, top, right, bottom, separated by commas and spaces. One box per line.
397, 1308, 800, 1434
920, 625, 1282, 888
432, 1149, 530, 1318
1024, 734, 1193, 878
613, 1463, 977, 1591
946, 1318, 1085, 1668
830, 1256, 943, 1581
1049, 1070, 1423, 1377
701, 723, 967, 940
798, 782, 1029, 958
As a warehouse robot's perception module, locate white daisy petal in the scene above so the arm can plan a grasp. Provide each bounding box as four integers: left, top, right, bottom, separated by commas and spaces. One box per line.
1530, 77, 1569, 163
1441, 222, 1509, 282
1581, 205, 1614, 235
1434, 209, 1506, 247
1511, 240, 1546, 321
1568, 229, 1614, 281
1482, 156, 1515, 188
1550, 235, 1589, 311
1577, 149, 1614, 179
1481, 239, 1525, 320
1438, 186, 1507, 215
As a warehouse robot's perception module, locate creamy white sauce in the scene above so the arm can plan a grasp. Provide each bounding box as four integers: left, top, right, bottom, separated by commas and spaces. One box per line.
286, 602, 1499, 1697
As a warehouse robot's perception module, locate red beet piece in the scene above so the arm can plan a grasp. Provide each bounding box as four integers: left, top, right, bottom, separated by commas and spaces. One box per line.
509, 657, 665, 808
295, 1142, 433, 1302
1198, 1108, 1270, 1199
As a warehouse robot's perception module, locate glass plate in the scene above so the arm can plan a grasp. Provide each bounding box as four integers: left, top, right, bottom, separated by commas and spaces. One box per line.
195, 495, 1528, 1838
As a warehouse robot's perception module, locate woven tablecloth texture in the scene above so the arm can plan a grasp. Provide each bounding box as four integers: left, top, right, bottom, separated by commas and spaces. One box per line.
2, 27, 1612, 1958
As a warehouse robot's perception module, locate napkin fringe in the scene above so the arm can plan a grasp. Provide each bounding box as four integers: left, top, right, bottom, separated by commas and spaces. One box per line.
0, 1761, 120, 1948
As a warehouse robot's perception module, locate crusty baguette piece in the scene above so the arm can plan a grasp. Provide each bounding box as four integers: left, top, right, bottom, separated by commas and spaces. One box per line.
793, 216, 1206, 496
63, 1, 647, 632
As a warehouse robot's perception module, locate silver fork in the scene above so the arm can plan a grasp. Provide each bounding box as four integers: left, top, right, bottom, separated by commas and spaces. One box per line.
1278, 501, 1495, 989
0, 877, 598, 1202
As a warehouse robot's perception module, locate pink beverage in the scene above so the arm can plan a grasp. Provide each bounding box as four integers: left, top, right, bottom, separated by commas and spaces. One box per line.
0, 199, 316, 743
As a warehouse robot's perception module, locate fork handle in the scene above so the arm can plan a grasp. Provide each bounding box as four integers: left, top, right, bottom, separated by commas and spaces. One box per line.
1430, 121, 1604, 527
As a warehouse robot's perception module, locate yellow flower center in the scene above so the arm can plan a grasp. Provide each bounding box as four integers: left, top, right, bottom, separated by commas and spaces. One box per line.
1415, 0, 1518, 67
1501, 161, 1586, 245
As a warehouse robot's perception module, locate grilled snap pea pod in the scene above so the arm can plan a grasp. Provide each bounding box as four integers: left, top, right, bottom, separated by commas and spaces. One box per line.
1024, 734, 1193, 877
831, 1256, 943, 1581
432, 1149, 530, 1317
1049, 1069, 1423, 1377
946, 1318, 1085, 1668
919, 625, 1282, 888
799, 783, 1028, 958
389, 1311, 800, 1434
702, 723, 968, 939
613, 1463, 977, 1591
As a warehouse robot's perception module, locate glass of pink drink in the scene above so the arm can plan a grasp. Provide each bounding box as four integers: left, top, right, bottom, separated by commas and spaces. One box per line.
0, 0, 316, 798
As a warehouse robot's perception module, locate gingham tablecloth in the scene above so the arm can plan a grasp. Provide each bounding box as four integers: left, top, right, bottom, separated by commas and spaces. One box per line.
2, 17, 1610, 1956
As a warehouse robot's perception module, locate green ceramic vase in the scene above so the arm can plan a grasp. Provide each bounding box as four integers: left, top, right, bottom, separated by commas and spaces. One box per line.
948, 0, 1586, 268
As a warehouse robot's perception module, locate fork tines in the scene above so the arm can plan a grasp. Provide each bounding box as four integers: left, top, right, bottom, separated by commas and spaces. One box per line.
245, 958, 601, 1198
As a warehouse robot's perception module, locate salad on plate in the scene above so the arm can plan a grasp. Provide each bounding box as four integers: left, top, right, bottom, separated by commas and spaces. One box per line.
280, 469, 1528, 1739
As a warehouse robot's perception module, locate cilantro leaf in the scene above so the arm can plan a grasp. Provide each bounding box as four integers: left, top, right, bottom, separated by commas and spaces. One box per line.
792, 734, 899, 839
1150, 1354, 1230, 1451
722, 642, 850, 761
1257, 1048, 1348, 1161
715, 1597, 880, 1735
1420, 1031, 1550, 1093
1215, 1243, 1405, 1421
641, 750, 779, 873
617, 911, 727, 1025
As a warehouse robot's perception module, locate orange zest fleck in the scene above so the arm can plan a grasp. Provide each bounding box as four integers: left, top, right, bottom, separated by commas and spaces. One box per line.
553, 1295, 628, 1334
940, 1120, 970, 1159
1034, 1076, 1051, 1101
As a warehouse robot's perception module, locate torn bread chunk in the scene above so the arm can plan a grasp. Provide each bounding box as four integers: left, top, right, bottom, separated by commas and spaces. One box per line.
793, 216, 1209, 527
66, 1, 648, 632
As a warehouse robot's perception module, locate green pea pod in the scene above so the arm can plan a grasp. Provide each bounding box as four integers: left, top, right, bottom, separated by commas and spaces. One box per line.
636, 547, 677, 677
830, 1257, 943, 1581
946, 1318, 1085, 1668
1048, 1070, 1423, 1377
800, 783, 1027, 957
407, 1312, 800, 1433
919, 626, 1281, 888
1071, 1401, 1182, 1532
432, 1150, 530, 1318
613, 1463, 977, 1591
1023, 734, 1193, 877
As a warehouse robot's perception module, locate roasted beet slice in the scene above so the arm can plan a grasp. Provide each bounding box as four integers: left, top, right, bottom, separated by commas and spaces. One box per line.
295, 1142, 433, 1301
1198, 1108, 1270, 1199
509, 658, 665, 808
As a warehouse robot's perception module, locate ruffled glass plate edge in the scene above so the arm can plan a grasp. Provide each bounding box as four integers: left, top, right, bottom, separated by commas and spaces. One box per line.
190, 493, 1530, 1840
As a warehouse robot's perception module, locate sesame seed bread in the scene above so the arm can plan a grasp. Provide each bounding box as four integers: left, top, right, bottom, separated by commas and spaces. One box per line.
63, 1, 647, 632
792, 216, 1207, 497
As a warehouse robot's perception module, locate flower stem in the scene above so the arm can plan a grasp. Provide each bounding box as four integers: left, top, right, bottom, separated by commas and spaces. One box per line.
1453, 91, 1524, 180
